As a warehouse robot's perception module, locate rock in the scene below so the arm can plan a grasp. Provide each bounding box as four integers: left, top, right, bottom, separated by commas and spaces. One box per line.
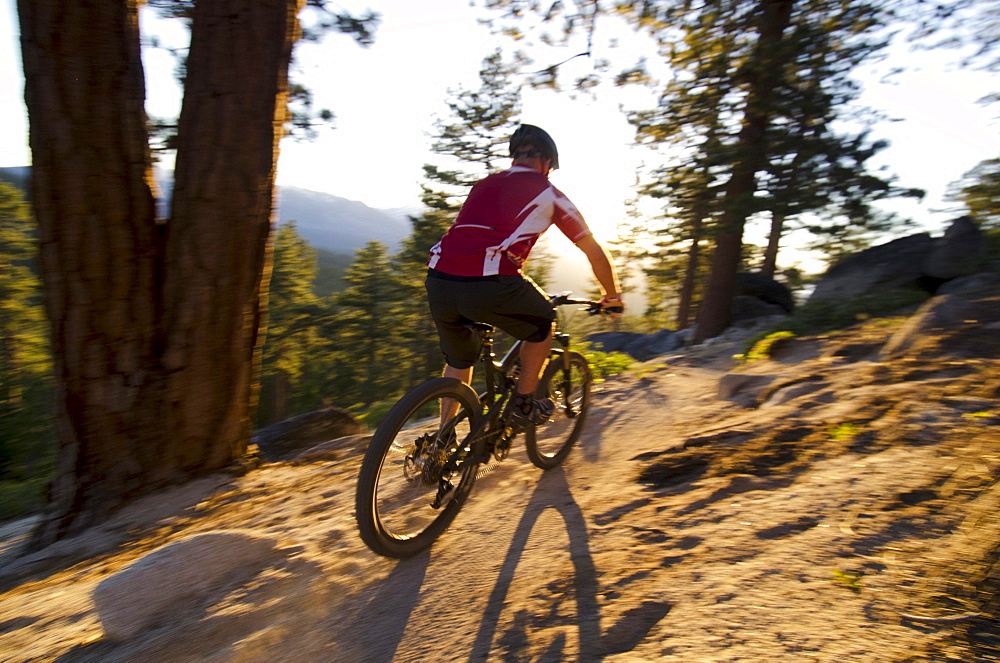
92, 530, 282, 641
808, 217, 995, 302
822, 340, 883, 363
724, 273, 795, 326
937, 272, 1000, 297
810, 233, 934, 302
759, 378, 830, 408
0, 477, 229, 585
584, 331, 635, 354
880, 293, 1000, 360
252, 407, 363, 461
735, 273, 795, 312
691, 314, 787, 349
643, 329, 684, 359
764, 334, 816, 362
585, 329, 683, 361
730, 296, 789, 325
718, 374, 776, 407
922, 216, 986, 281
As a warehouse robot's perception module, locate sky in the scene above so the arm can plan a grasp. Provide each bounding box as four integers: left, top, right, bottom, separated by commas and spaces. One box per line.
2, 0, 998, 270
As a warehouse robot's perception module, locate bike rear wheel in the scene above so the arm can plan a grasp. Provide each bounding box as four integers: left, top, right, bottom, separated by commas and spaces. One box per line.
525, 351, 591, 470
355, 377, 483, 558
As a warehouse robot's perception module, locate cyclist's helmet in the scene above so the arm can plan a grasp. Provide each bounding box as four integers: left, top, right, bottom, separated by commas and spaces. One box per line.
509, 124, 559, 169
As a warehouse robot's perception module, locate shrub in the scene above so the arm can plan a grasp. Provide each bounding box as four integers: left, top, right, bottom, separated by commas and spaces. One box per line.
829, 423, 861, 441
575, 343, 635, 382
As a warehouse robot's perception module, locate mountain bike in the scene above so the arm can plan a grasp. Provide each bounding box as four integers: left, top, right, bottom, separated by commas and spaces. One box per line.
355, 293, 613, 559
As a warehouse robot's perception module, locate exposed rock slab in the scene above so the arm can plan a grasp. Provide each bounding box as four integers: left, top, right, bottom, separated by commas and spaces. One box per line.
92, 530, 283, 640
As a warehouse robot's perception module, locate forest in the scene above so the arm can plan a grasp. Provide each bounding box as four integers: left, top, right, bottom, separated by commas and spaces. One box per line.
1, 0, 997, 550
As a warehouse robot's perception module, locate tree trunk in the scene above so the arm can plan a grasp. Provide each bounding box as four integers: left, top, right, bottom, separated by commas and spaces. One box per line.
19, 0, 302, 549
20, 0, 162, 545
676, 181, 713, 330
761, 211, 785, 279
692, 0, 794, 343
675, 219, 703, 330
162, 0, 301, 470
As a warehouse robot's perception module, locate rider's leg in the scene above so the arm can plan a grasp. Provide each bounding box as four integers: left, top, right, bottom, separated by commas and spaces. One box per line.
516, 328, 553, 395
440, 364, 473, 426
508, 330, 555, 427
444, 364, 472, 386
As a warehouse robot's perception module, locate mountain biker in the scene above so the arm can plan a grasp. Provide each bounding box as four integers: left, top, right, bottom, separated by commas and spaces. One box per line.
425, 123, 623, 428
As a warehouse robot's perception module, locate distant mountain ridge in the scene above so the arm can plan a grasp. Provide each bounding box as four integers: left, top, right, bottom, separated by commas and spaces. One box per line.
0, 166, 595, 298
275, 185, 415, 254
0, 167, 417, 256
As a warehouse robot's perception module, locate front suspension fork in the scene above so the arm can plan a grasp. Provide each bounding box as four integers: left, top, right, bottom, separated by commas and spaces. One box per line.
553, 331, 571, 370
549, 331, 576, 415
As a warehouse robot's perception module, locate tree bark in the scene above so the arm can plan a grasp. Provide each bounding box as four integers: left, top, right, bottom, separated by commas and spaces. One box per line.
163, 0, 301, 470
19, 0, 162, 544
692, 0, 794, 343
19, 0, 302, 549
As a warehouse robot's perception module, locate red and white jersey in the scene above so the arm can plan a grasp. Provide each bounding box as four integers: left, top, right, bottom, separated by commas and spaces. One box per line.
427, 165, 592, 276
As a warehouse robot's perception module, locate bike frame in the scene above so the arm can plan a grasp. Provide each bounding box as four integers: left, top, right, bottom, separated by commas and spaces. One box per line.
445, 293, 597, 468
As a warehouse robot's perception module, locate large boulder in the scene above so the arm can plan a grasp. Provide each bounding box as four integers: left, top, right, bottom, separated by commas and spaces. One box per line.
922, 215, 987, 281
809, 233, 934, 302
730, 295, 789, 325
252, 407, 363, 461
809, 217, 993, 303
735, 272, 795, 313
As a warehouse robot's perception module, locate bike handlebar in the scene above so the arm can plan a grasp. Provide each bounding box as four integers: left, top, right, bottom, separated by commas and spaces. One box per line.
548, 292, 623, 317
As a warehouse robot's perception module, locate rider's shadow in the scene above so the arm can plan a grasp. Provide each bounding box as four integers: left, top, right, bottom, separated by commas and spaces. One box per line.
468, 466, 601, 662
353, 550, 431, 661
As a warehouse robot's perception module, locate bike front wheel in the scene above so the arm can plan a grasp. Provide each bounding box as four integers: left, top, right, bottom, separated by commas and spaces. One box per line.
525, 351, 592, 470
355, 377, 483, 558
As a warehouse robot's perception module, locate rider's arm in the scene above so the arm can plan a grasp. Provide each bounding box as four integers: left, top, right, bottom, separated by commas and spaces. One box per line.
574, 234, 623, 309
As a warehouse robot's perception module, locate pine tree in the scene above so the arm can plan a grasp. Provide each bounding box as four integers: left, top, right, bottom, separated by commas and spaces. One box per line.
336, 241, 407, 405
258, 221, 320, 424
0, 183, 53, 499
426, 49, 527, 200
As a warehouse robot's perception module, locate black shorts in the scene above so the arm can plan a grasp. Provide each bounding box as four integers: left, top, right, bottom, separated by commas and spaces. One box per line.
425, 269, 554, 369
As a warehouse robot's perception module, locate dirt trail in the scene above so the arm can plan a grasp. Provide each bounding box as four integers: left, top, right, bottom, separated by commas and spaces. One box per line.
1, 303, 999, 662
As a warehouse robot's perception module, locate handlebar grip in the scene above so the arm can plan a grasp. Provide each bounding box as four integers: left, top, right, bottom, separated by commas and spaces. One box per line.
604, 306, 624, 315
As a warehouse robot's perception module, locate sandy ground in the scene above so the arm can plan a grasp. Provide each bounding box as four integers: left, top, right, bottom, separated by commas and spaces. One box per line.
1, 302, 998, 662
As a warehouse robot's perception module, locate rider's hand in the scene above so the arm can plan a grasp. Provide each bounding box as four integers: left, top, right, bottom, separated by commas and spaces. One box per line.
600, 294, 624, 319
